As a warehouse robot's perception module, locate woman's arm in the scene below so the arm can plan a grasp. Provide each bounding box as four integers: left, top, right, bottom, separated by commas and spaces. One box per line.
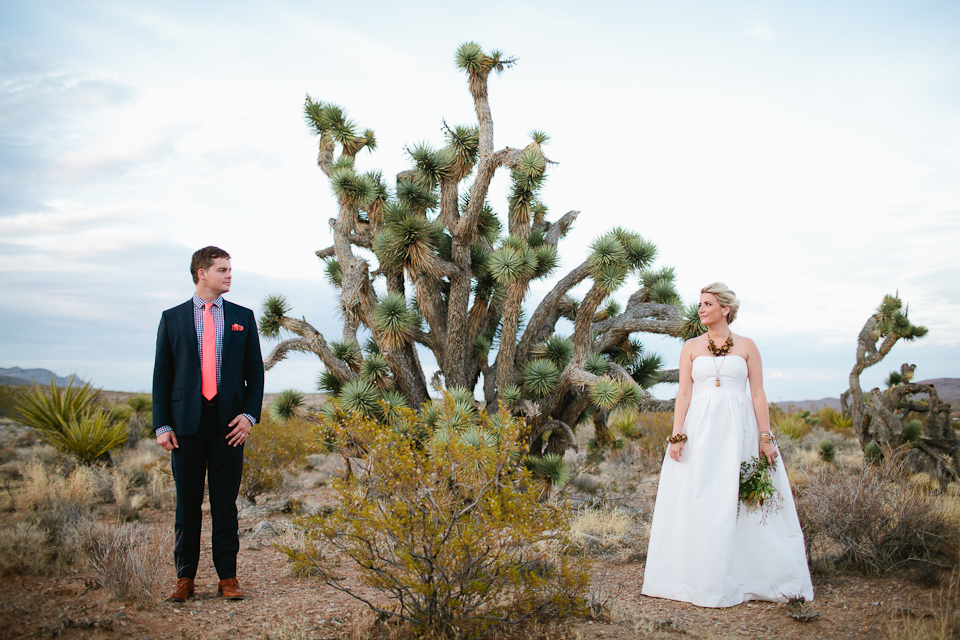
744, 338, 777, 464
669, 340, 695, 461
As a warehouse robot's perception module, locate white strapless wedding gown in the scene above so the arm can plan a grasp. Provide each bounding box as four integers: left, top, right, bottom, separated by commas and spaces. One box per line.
641, 355, 814, 607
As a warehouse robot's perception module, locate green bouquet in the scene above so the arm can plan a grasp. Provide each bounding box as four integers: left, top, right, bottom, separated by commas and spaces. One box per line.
738, 455, 783, 522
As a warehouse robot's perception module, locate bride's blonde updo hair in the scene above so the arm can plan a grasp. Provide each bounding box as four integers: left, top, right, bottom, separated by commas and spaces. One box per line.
700, 282, 740, 324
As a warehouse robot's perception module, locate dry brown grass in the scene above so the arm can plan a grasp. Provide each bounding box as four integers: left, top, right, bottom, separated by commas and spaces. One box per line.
14, 461, 95, 511
569, 507, 648, 563
0, 522, 52, 575
90, 522, 172, 604
884, 569, 960, 639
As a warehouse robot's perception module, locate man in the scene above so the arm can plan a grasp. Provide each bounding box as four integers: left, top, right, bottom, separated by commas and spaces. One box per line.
153, 246, 264, 602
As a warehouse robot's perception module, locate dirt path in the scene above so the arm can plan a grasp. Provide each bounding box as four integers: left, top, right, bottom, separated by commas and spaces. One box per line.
0, 504, 945, 640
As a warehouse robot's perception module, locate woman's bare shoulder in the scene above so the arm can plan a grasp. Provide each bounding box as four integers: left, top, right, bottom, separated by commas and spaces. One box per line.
732, 334, 760, 357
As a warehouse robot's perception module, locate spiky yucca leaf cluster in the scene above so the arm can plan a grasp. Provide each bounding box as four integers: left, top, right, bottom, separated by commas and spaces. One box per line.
17, 377, 128, 464
523, 359, 560, 398
304, 97, 377, 157
901, 419, 923, 444
586, 230, 656, 294
373, 204, 444, 277
589, 377, 641, 411
585, 352, 610, 376
259, 295, 291, 338
317, 369, 342, 396
500, 384, 522, 408
524, 452, 571, 498
818, 438, 836, 462
372, 293, 419, 350
530, 335, 573, 370
331, 340, 363, 371
679, 302, 707, 340
269, 389, 307, 424
628, 352, 665, 390
609, 409, 643, 439
874, 294, 928, 341
340, 379, 381, 417
323, 258, 343, 288
454, 41, 514, 75
360, 353, 394, 391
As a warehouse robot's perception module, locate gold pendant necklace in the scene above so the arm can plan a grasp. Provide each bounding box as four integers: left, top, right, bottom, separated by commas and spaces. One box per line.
713, 356, 725, 386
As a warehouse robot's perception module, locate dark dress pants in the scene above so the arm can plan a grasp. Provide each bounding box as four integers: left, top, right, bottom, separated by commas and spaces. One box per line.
171, 397, 244, 580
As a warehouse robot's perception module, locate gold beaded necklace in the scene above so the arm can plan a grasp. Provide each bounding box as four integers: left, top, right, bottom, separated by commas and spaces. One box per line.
708, 334, 733, 387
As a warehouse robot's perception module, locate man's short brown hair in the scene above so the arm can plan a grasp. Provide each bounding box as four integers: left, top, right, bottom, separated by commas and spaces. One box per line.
191, 246, 231, 284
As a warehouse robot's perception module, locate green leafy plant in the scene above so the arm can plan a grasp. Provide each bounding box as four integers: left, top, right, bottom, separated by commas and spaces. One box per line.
739, 456, 783, 522
284, 400, 590, 637
240, 414, 320, 503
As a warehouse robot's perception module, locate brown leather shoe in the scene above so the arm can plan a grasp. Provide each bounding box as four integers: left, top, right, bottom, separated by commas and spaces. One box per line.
167, 577, 195, 602
217, 577, 244, 600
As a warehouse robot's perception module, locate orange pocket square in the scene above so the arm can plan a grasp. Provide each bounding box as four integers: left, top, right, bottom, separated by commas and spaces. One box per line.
231, 324, 244, 331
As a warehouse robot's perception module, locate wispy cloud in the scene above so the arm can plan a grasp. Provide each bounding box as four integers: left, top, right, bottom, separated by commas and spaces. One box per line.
741, 22, 777, 42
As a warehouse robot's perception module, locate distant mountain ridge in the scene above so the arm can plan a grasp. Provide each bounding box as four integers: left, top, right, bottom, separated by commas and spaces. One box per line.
0, 367, 86, 387
781, 378, 960, 412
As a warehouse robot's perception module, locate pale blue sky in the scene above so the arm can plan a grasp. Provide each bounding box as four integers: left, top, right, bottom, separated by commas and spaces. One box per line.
1, 0, 958, 402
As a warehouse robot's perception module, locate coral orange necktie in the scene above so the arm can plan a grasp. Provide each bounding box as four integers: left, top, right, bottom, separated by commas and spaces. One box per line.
201, 303, 217, 400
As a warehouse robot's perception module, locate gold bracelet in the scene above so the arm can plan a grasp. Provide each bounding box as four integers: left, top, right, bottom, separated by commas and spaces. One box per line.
666, 433, 687, 444
759, 431, 775, 443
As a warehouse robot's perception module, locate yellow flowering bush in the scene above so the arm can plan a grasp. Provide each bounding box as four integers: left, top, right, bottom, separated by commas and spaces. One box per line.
284, 398, 590, 637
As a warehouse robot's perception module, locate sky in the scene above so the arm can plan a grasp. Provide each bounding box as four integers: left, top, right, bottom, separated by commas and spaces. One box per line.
1, 0, 958, 404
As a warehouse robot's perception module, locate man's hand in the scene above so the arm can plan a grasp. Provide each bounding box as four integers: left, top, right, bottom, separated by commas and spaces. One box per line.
157, 430, 179, 451
226, 415, 253, 447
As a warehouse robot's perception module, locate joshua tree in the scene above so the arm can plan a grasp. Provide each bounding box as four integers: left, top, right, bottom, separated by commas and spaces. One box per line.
260, 43, 703, 464
841, 295, 958, 482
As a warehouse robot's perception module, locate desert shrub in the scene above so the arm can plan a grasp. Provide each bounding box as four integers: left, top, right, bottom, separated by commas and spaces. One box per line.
569, 507, 648, 564
773, 413, 812, 440
865, 441, 883, 464
90, 522, 171, 604
0, 511, 105, 575
818, 439, 836, 462
795, 457, 958, 574
284, 401, 590, 638
633, 411, 673, 458
142, 458, 176, 509
0, 523, 53, 575
14, 461, 97, 514
16, 378, 127, 464
0, 385, 24, 418
112, 394, 153, 447
241, 414, 319, 503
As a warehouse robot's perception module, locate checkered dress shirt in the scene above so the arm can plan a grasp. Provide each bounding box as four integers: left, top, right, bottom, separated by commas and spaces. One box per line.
155, 295, 255, 436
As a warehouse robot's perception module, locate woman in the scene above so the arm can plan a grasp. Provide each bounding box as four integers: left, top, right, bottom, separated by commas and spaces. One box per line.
641, 283, 813, 608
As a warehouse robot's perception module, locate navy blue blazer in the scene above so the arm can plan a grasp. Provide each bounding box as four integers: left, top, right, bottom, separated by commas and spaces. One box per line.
152, 299, 264, 436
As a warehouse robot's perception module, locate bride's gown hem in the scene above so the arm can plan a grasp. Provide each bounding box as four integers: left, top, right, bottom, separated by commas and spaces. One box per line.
640, 355, 814, 608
